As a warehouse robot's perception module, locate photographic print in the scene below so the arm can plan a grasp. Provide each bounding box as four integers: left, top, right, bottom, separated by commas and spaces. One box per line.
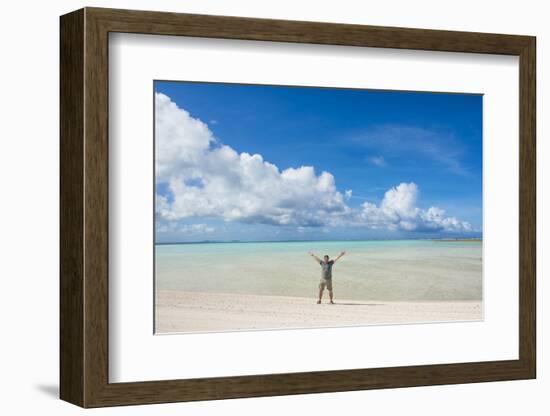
154, 81, 483, 334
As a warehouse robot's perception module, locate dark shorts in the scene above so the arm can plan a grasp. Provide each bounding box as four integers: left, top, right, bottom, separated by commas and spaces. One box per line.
319, 278, 333, 291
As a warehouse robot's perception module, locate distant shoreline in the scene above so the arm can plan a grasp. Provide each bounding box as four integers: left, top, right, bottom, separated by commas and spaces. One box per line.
156, 237, 483, 246
431, 238, 483, 242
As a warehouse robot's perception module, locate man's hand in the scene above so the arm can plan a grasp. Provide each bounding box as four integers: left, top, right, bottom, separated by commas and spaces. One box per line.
309, 252, 321, 263
334, 251, 346, 262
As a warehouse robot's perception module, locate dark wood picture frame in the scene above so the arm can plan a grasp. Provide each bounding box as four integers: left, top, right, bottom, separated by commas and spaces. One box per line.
60, 7, 536, 408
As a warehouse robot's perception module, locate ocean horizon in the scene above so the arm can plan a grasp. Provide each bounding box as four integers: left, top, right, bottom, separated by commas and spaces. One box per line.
155, 236, 483, 245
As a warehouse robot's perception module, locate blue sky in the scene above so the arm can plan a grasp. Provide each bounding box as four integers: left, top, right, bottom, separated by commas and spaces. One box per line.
154, 81, 482, 243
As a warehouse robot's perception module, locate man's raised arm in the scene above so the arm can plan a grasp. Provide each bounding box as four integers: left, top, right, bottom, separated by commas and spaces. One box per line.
333, 251, 346, 262
308, 252, 321, 263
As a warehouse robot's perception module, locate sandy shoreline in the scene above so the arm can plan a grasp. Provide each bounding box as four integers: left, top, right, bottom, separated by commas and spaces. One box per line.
156, 290, 482, 333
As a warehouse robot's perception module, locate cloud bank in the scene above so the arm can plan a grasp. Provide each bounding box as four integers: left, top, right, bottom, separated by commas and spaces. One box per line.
355, 183, 472, 232
155, 93, 472, 234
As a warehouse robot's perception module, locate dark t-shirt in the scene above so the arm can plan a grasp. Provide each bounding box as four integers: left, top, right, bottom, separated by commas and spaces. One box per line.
319, 260, 335, 279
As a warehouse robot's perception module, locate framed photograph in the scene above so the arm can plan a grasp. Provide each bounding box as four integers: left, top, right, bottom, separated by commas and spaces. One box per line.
60, 7, 536, 408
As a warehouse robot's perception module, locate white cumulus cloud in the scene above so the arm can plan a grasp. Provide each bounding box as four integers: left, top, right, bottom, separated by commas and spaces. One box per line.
155, 92, 348, 227
355, 183, 472, 232
155, 93, 473, 233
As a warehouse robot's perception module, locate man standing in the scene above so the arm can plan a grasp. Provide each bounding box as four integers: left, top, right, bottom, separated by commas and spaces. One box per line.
309, 251, 346, 304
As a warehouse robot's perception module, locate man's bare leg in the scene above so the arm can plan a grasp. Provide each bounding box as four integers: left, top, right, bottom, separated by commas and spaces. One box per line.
329, 290, 334, 304
317, 288, 324, 304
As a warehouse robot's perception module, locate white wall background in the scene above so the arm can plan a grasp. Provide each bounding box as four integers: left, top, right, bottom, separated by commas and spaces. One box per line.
0, 0, 545, 414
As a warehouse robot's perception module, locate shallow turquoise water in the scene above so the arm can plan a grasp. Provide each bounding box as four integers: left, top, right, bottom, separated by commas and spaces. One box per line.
155, 240, 482, 301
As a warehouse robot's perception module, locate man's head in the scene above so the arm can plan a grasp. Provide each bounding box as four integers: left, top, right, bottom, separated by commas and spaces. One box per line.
323, 255, 329, 262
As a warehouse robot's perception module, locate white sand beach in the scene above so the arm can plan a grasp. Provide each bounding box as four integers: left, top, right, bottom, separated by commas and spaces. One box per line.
155, 290, 482, 333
